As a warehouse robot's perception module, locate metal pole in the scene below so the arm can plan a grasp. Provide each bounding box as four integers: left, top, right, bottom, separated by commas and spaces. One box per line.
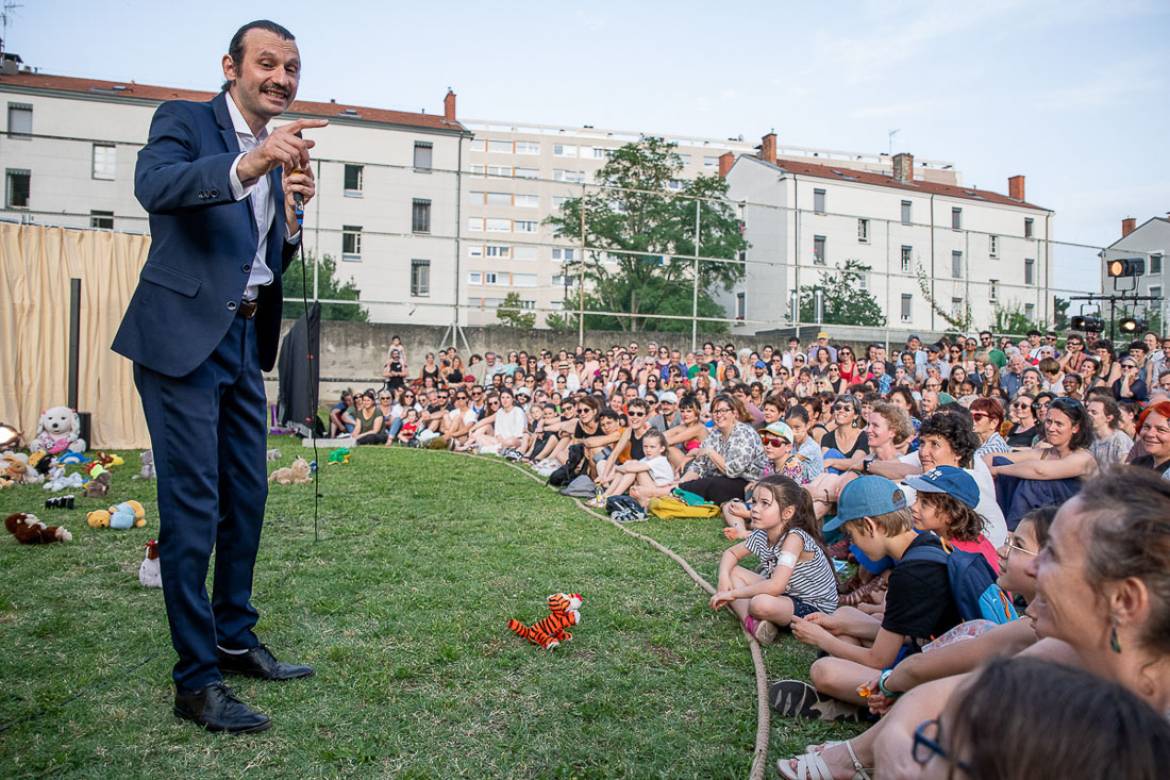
67, 278, 81, 411
313, 158, 322, 301
691, 198, 701, 353
578, 182, 586, 347
452, 133, 465, 347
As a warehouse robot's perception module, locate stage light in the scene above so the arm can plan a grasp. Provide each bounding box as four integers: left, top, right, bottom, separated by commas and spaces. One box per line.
1119, 317, 1148, 335
1107, 258, 1145, 278
1071, 315, 1104, 332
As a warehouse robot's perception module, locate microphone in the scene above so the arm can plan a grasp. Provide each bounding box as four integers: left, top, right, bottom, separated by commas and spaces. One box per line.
293, 131, 306, 226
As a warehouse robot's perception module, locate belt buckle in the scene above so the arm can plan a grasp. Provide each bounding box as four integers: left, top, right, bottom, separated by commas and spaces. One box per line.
239, 299, 258, 319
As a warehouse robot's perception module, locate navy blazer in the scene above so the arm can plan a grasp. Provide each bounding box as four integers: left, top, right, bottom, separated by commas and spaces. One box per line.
113, 92, 297, 377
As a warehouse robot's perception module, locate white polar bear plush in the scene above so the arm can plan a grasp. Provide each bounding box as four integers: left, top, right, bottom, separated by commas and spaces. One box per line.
35, 406, 86, 455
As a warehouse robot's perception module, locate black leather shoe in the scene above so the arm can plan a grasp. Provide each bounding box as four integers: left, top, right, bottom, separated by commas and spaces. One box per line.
217, 644, 314, 681
173, 681, 271, 734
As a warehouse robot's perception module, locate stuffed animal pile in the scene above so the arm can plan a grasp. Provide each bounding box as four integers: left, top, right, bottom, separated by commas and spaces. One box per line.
87, 500, 147, 530
43, 464, 85, 492
507, 593, 584, 651
34, 406, 86, 455
139, 539, 162, 588
5, 512, 72, 544
269, 457, 312, 485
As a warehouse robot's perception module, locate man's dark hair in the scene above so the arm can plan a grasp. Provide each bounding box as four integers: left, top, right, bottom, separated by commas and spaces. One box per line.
919, 411, 979, 468
222, 20, 296, 91
784, 405, 810, 424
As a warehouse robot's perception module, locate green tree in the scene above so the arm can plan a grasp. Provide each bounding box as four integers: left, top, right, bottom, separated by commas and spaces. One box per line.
545, 137, 748, 332
797, 260, 886, 327
283, 252, 368, 321
991, 302, 1048, 336
495, 291, 537, 329
914, 263, 972, 331
544, 312, 576, 334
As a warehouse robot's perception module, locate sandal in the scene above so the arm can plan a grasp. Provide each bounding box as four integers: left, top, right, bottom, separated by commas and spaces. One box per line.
777, 740, 871, 780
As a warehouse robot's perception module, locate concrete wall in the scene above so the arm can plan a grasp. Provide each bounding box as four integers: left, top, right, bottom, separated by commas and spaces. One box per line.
261, 318, 959, 402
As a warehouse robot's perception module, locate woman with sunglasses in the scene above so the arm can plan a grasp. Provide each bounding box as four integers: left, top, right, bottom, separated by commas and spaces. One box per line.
440, 389, 478, 450
820, 395, 869, 463
664, 395, 709, 473
836, 348, 861, 385
969, 397, 1010, 461
678, 394, 768, 505
1113, 355, 1150, 402
991, 398, 1097, 529
1004, 392, 1039, 447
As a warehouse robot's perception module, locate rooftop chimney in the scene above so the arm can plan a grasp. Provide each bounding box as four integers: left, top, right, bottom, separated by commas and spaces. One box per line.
1121, 217, 1137, 238
1008, 175, 1025, 201
718, 151, 735, 178
443, 88, 457, 121
892, 152, 914, 183
759, 132, 777, 165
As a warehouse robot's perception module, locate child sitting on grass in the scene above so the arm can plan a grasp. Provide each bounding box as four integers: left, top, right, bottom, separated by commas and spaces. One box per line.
591, 428, 675, 507
709, 475, 839, 645
771, 475, 959, 723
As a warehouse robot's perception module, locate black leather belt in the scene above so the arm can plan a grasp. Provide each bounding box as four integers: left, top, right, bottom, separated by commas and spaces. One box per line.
239, 299, 258, 319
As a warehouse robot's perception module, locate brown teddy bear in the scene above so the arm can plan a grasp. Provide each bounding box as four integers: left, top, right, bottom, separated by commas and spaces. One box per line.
268, 456, 312, 485
5, 512, 73, 544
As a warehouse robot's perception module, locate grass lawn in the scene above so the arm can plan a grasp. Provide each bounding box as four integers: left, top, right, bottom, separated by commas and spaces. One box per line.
1, 439, 859, 778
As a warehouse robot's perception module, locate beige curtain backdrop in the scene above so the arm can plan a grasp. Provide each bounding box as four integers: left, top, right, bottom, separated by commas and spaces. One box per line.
0, 223, 151, 449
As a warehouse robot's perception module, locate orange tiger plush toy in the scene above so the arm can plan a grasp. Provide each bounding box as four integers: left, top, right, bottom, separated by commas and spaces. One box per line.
507, 593, 583, 651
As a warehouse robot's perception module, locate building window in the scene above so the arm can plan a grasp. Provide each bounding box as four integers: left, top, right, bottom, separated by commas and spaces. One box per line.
488, 140, 512, 154
467, 217, 483, 232
514, 167, 539, 179
343, 164, 363, 195
952, 298, 964, 317
341, 225, 362, 260
989, 235, 998, 257
1024, 303, 1036, 320
514, 193, 539, 208
1025, 257, 1035, 286
989, 279, 999, 301
813, 189, 826, 215
857, 218, 870, 243
485, 245, 511, 258
468, 164, 485, 177
736, 292, 746, 320
413, 141, 433, 171
469, 139, 485, 152
551, 196, 569, 209
468, 245, 483, 257
952, 251, 963, 279
900, 200, 911, 226
487, 165, 511, 177
1151, 285, 1163, 302
901, 294, 912, 322
412, 199, 431, 233
92, 144, 116, 180
6, 102, 31, 137
514, 220, 538, 233
514, 245, 537, 261
553, 169, 585, 183
468, 272, 482, 285
486, 218, 510, 232
704, 155, 719, 168
90, 210, 114, 229
410, 259, 430, 297
515, 141, 540, 155
484, 272, 500, 285
813, 235, 826, 264
552, 247, 575, 263
951, 207, 962, 230
1151, 254, 1163, 275
6, 168, 30, 208
901, 245, 913, 273
513, 273, 537, 288
485, 192, 511, 205
858, 271, 869, 290
553, 144, 578, 157
1024, 217, 1034, 239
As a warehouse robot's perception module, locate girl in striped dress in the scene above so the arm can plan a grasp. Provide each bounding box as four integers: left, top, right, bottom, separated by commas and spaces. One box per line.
709, 474, 839, 645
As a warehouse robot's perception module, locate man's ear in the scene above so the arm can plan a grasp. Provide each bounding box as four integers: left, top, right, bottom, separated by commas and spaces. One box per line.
221, 54, 237, 85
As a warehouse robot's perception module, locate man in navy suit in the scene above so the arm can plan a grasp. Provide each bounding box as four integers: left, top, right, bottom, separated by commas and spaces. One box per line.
113, 19, 327, 733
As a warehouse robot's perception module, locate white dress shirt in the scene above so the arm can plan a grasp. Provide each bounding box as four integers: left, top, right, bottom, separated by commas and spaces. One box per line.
225, 92, 300, 301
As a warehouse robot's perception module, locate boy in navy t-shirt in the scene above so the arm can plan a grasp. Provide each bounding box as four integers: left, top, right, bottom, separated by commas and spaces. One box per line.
770, 476, 959, 721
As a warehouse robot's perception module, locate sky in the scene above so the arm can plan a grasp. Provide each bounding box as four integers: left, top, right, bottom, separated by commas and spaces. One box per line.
7, 0, 1169, 281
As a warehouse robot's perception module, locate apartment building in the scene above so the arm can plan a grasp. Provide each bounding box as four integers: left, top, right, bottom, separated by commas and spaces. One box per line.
717, 135, 1055, 333
0, 69, 469, 325
458, 119, 960, 326
1102, 216, 1168, 326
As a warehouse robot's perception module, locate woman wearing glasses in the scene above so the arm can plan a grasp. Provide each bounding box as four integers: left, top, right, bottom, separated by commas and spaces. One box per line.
991, 398, 1097, 529
1113, 355, 1150, 402
678, 394, 768, 505
820, 395, 869, 463
1004, 392, 1040, 448
970, 398, 1010, 460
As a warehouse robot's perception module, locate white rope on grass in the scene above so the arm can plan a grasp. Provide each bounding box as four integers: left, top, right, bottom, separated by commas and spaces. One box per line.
467, 452, 771, 780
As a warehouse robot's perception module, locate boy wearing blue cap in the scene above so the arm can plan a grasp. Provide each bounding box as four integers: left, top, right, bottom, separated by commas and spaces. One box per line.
772, 476, 960, 721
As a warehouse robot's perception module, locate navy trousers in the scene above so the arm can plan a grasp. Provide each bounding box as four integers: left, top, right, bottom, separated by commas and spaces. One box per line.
134, 314, 268, 692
